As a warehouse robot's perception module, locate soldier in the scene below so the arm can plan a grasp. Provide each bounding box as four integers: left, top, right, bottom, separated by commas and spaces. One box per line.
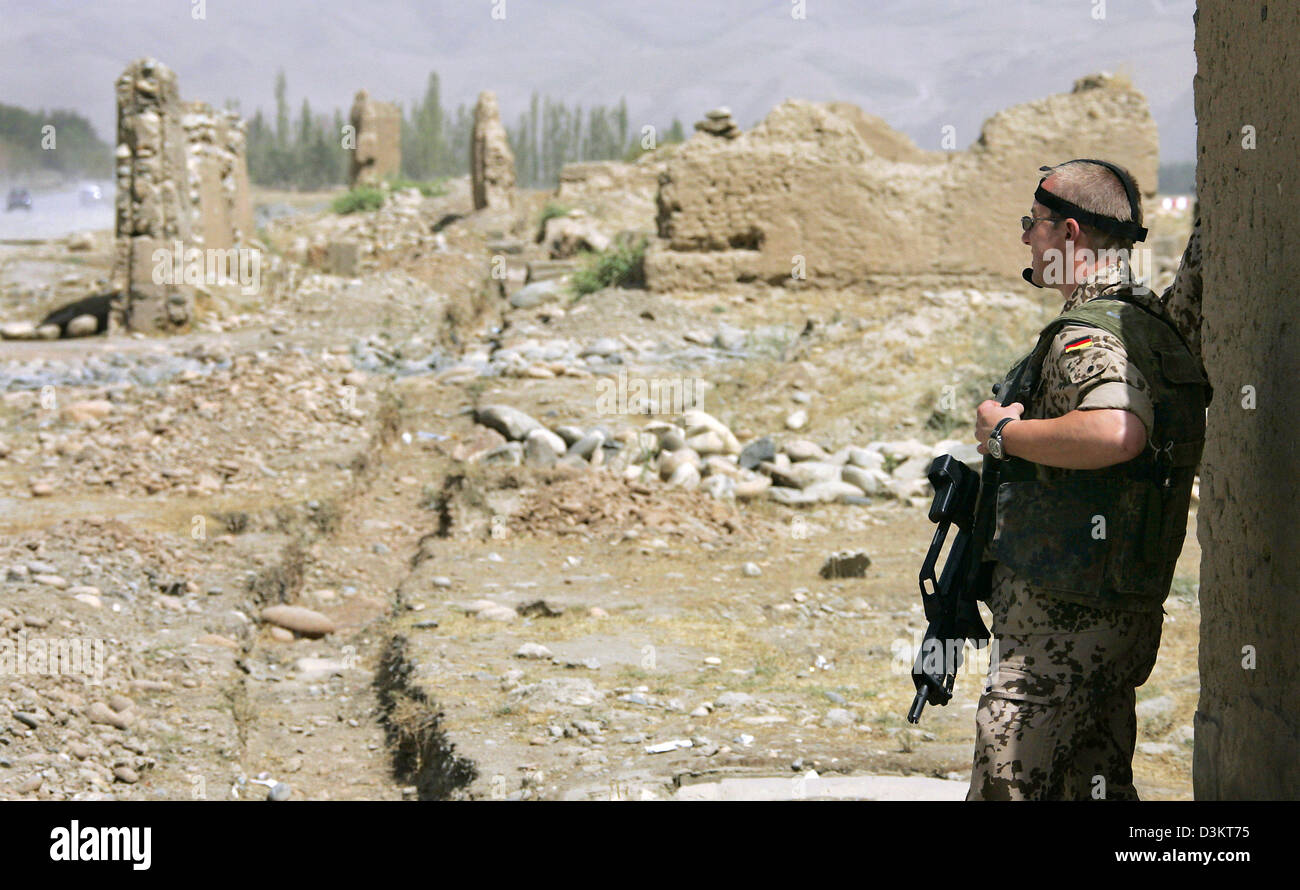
965, 159, 1210, 800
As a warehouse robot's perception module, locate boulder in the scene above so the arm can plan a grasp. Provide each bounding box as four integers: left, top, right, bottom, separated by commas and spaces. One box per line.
769, 460, 843, 490
476, 404, 544, 441
67, 314, 99, 337
509, 279, 565, 309
261, 605, 335, 637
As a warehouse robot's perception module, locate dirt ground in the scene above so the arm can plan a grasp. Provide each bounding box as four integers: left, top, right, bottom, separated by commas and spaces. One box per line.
0, 180, 1200, 800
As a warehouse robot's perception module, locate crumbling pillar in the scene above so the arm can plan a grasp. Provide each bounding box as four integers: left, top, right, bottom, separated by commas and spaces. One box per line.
349, 89, 402, 187
110, 58, 192, 333
182, 101, 256, 251
471, 90, 516, 211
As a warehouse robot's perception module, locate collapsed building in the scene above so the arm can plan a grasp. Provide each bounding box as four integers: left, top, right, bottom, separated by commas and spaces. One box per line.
646, 73, 1159, 290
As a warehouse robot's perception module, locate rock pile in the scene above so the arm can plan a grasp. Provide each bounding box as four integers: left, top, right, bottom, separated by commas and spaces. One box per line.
467, 402, 982, 509
693, 107, 741, 140
282, 187, 462, 277
1, 321, 61, 341
538, 209, 611, 259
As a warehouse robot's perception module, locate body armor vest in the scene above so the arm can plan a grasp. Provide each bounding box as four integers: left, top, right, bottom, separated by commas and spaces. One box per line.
977, 285, 1212, 613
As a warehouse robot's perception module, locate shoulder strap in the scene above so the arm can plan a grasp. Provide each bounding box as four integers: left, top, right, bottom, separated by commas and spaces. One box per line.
1056, 295, 1212, 404
1064, 290, 1194, 355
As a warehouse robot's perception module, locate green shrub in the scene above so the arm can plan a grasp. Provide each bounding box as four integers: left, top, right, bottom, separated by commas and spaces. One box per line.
331, 186, 386, 215
539, 201, 572, 227
571, 235, 648, 298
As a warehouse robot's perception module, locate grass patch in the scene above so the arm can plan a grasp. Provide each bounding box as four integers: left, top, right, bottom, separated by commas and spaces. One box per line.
386, 175, 448, 197
570, 235, 647, 298
538, 201, 571, 227
747, 326, 797, 360
331, 186, 386, 215
1169, 575, 1199, 603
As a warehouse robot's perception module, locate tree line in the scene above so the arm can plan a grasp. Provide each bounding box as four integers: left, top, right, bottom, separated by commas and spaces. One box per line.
242, 70, 686, 191
0, 103, 111, 180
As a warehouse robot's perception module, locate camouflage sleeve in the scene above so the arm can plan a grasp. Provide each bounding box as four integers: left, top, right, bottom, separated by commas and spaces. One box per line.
1159, 214, 1203, 361
1036, 324, 1155, 435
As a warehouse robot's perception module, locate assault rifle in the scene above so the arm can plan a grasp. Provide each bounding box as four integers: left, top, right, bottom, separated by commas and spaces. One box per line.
906, 453, 991, 723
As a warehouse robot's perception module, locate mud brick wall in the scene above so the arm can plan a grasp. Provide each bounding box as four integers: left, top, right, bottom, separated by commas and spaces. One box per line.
646, 74, 1159, 290
182, 101, 255, 252
1192, 0, 1300, 800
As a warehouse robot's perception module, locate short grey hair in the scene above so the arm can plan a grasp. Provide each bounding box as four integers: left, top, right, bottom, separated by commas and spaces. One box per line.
1041, 160, 1143, 252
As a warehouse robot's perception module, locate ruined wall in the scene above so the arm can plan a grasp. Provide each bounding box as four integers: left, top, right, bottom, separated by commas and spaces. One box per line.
349, 90, 402, 187
109, 60, 258, 333
1192, 0, 1300, 800
554, 157, 664, 237
182, 101, 255, 251
471, 90, 516, 211
110, 58, 192, 332
646, 74, 1159, 290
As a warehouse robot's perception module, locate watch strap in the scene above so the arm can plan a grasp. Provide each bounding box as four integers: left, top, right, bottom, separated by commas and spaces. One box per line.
990, 416, 1017, 459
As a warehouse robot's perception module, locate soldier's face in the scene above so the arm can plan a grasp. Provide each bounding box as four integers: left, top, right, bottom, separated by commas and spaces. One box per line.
1022, 198, 1064, 287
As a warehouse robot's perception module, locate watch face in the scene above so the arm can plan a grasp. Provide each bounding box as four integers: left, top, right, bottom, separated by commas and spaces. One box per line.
988, 435, 1003, 459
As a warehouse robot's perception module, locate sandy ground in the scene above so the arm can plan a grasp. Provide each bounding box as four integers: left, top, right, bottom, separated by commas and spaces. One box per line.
0, 182, 1200, 800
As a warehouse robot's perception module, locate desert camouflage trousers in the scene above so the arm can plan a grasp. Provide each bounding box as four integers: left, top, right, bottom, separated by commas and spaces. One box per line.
966, 612, 1164, 800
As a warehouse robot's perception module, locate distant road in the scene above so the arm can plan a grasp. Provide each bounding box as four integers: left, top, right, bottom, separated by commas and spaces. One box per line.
0, 180, 114, 241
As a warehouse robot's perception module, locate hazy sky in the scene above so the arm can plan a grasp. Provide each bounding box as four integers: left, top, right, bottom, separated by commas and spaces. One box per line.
0, 0, 1198, 160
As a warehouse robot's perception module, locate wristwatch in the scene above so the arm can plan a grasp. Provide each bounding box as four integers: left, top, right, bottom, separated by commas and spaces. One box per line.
987, 417, 1017, 460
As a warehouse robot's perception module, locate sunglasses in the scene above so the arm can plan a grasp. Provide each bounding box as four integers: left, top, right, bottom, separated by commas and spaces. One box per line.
1021, 215, 1063, 232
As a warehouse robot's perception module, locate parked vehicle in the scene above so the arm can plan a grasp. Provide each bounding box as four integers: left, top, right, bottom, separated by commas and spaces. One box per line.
6, 188, 33, 211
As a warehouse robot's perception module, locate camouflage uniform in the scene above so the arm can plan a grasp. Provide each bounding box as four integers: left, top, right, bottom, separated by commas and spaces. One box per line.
1159, 213, 1203, 362
967, 260, 1177, 801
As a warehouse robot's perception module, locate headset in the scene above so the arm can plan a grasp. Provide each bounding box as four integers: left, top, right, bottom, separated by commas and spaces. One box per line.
1022, 158, 1148, 287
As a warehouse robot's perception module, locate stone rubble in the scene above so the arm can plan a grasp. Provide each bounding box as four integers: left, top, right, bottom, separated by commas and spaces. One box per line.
693, 106, 741, 140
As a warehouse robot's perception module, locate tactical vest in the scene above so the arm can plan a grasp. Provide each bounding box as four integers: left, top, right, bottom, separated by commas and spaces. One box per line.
978, 285, 1212, 613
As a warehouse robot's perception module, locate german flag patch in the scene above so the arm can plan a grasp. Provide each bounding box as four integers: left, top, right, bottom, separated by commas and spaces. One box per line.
1063, 335, 1093, 352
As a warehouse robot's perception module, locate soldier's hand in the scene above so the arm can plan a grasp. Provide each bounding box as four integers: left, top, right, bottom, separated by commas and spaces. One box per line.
975, 400, 1024, 453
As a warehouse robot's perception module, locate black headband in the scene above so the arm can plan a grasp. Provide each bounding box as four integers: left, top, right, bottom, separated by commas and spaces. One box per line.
1035, 158, 1148, 242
